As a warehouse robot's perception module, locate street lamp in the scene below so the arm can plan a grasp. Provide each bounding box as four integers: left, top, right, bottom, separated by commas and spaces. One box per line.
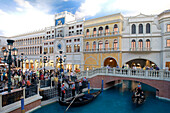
3, 39, 18, 92
40, 52, 49, 76
56, 51, 66, 82
20, 53, 27, 75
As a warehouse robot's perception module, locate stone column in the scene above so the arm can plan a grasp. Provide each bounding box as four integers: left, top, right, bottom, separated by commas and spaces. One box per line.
72, 64, 74, 72
29, 62, 31, 69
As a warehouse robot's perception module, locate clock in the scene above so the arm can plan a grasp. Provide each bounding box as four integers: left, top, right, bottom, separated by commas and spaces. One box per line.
58, 43, 62, 50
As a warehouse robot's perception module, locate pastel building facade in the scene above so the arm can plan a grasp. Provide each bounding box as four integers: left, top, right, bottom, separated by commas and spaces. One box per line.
122, 10, 170, 69
83, 13, 123, 70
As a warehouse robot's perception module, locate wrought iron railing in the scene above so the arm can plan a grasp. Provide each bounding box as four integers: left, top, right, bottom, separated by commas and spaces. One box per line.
40, 79, 51, 88
25, 85, 38, 98
40, 87, 58, 101
2, 89, 23, 107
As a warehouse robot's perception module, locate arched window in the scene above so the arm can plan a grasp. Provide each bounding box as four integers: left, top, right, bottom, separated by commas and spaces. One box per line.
132, 24, 136, 34
93, 41, 96, 51
69, 45, 71, 52
74, 45, 77, 52
131, 40, 136, 51
86, 42, 89, 51
98, 41, 103, 51
52, 47, 54, 53
146, 39, 150, 49
139, 24, 143, 34
35, 47, 36, 54
114, 24, 118, 34
105, 40, 109, 50
138, 39, 143, 50
113, 39, 118, 50
105, 26, 109, 35
77, 44, 80, 52
98, 27, 103, 36
93, 28, 97, 37
146, 23, 150, 33
66, 45, 69, 53
86, 29, 89, 36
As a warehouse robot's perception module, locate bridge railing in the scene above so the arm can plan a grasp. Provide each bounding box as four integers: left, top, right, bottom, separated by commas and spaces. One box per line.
76, 67, 170, 81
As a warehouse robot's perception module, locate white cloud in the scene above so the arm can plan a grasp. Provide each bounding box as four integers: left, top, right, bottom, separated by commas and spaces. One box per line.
75, 0, 109, 18
0, 0, 54, 37
76, 0, 170, 18
16, 7, 23, 12
14, 0, 33, 8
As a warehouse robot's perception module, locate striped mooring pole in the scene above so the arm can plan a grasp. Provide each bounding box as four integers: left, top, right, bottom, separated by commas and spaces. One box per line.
88, 81, 90, 94
21, 96, 25, 113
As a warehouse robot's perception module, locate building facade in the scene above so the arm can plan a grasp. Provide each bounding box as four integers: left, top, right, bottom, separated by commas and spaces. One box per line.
0, 10, 169, 71
122, 14, 162, 69
83, 13, 123, 70
122, 10, 170, 69
12, 11, 85, 72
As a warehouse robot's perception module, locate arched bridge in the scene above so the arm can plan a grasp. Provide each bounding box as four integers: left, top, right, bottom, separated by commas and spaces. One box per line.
76, 68, 170, 100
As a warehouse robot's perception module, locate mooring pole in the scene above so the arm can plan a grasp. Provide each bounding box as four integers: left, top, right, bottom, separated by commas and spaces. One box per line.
88, 81, 90, 94
102, 79, 104, 92
21, 96, 25, 113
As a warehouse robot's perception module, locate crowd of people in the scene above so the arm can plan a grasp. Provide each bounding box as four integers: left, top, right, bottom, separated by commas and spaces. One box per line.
0, 67, 88, 102
106, 64, 160, 71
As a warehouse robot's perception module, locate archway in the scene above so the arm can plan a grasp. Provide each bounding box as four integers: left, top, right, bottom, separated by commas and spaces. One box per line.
124, 58, 157, 69
25, 60, 29, 69
104, 57, 117, 68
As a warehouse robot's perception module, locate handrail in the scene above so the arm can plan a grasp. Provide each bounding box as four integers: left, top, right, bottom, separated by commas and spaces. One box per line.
76, 67, 170, 81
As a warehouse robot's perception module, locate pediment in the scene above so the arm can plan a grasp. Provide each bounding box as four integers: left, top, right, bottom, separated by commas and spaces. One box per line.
134, 13, 150, 18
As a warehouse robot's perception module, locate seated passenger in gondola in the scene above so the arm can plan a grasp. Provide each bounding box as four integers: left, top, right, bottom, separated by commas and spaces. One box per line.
137, 83, 142, 93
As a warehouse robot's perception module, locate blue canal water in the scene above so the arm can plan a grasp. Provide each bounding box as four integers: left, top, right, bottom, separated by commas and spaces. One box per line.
32, 81, 170, 113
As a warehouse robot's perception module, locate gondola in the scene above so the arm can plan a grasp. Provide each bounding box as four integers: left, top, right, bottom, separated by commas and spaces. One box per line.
59, 90, 101, 107
132, 90, 145, 104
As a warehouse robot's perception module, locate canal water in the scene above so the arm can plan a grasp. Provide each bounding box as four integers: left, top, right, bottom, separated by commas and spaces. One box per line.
32, 81, 170, 113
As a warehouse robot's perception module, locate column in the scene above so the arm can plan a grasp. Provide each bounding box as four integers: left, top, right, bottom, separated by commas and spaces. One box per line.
29, 62, 31, 69
72, 64, 74, 72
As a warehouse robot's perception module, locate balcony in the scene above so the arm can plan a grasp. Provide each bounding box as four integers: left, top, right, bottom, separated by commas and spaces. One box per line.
85, 32, 120, 38
84, 48, 119, 53
129, 47, 152, 51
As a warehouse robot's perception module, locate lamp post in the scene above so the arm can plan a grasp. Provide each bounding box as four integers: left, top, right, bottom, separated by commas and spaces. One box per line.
40, 52, 48, 76
56, 51, 66, 82
20, 53, 27, 75
3, 39, 18, 92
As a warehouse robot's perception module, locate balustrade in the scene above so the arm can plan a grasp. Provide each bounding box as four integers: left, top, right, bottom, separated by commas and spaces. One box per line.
77, 67, 170, 81
84, 48, 119, 52
85, 32, 119, 38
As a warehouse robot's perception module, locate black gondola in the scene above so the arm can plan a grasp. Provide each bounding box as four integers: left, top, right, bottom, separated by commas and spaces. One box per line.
59, 90, 101, 107
132, 90, 145, 104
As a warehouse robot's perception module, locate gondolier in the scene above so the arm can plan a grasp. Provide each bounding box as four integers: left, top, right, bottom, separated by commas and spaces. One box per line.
61, 83, 66, 101
72, 82, 75, 97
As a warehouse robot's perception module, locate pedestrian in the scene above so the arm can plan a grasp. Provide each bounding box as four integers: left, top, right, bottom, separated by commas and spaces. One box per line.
61, 83, 66, 101
72, 82, 75, 96
58, 80, 61, 96
79, 80, 82, 93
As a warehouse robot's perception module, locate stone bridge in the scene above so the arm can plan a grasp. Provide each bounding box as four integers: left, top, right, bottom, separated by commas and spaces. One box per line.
76, 68, 170, 100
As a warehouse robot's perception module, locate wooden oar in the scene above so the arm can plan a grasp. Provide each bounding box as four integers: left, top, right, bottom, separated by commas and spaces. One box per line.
64, 93, 79, 113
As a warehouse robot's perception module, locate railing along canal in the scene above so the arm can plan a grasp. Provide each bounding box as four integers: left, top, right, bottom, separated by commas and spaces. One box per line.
0, 85, 39, 109
76, 67, 170, 81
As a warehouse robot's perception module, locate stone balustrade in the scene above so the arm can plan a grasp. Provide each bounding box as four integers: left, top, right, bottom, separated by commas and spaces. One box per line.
77, 67, 170, 81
